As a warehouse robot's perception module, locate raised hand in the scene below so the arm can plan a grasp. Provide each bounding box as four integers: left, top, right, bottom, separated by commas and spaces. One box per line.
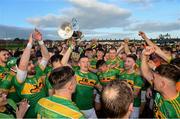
32, 28, 42, 41
16, 99, 30, 118
123, 38, 129, 44
138, 31, 147, 39
28, 33, 33, 44
142, 46, 155, 56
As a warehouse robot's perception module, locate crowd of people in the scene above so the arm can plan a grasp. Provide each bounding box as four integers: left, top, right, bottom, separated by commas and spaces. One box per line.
0, 29, 179, 118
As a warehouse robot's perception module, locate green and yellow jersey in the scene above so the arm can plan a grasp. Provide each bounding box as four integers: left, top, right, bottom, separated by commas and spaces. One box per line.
0, 99, 17, 118
36, 95, 84, 118
0, 65, 21, 103
0, 65, 11, 92
13, 65, 52, 118
154, 92, 180, 118
73, 70, 100, 110
89, 58, 97, 70
106, 57, 124, 69
97, 68, 120, 86
119, 71, 144, 107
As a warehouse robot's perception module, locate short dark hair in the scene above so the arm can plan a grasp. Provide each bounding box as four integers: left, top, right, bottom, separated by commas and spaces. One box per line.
96, 60, 106, 69
97, 48, 105, 53
50, 54, 63, 64
0, 48, 8, 52
49, 66, 75, 90
79, 54, 88, 61
170, 58, 180, 69
155, 64, 180, 83
127, 54, 137, 62
109, 47, 117, 52
101, 80, 133, 118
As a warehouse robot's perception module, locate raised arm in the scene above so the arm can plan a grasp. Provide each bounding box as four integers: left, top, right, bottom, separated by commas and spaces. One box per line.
61, 39, 75, 66
17, 34, 33, 83
117, 42, 124, 55
33, 29, 50, 70
124, 38, 131, 55
141, 46, 155, 84
139, 31, 171, 62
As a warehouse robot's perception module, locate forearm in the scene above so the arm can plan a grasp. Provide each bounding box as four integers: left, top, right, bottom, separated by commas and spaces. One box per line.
117, 45, 124, 54
124, 44, 131, 55
143, 35, 155, 47
39, 41, 50, 61
155, 48, 172, 62
61, 47, 73, 66
141, 55, 153, 83
18, 43, 32, 71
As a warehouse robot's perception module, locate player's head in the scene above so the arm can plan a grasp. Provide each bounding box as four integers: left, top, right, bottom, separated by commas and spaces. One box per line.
49, 66, 76, 93
85, 48, 93, 59
27, 56, 37, 75
96, 60, 108, 72
102, 80, 134, 118
109, 47, 117, 60
0, 48, 9, 63
152, 64, 180, 92
78, 55, 89, 72
97, 49, 105, 59
50, 54, 63, 68
125, 54, 137, 70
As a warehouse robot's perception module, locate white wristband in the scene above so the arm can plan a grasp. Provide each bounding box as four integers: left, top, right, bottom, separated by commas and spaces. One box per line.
27, 43, 32, 49
38, 40, 44, 45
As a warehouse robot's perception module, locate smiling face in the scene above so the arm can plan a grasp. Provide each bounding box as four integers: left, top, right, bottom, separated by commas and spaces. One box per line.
124, 57, 135, 70
109, 49, 117, 60
0, 50, 9, 64
27, 60, 36, 75
79, 57, 89, 72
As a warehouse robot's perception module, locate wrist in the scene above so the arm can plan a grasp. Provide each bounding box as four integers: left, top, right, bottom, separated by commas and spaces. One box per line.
38, 40, 44, 45
69, 45, 74, 50
27, 43, 32, 49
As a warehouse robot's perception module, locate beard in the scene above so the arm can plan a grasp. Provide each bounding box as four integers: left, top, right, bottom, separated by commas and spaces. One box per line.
28, 69, 36, 75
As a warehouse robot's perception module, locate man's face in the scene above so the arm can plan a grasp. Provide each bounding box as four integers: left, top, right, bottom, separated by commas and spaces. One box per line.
98, 64, 107, 72
109, 49, 117, 60
97, 51, 104, 59
27, 60, 36, 75
0, 51, 9, 63
79, 57, 89, 72
124, 57, 135, 70
104, 53, 110, 61
85, 51, 93, 58
131, 46, 136, 53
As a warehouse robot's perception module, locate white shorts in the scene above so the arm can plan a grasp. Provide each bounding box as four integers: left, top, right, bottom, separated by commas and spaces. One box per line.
81, 108, 97, 119
95, 93, 101, 103
130, 107, 140, 119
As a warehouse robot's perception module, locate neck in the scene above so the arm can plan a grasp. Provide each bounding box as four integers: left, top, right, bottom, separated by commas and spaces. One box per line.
54, 90, 71, 100
126, 68, 134, 74
0, 61, 6, 67
80, 69, 88, 73
161, 86, 178, 100
27, 74, 34, 78
122, 113, 131, 119
53, 62, 62, 69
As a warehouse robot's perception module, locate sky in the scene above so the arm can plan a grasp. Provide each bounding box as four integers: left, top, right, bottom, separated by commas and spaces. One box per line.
0, 0, 180, 40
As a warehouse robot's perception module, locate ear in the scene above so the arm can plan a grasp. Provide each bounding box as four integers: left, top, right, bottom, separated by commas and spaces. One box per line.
160, 80, 166, 89
78, 62, 80, 67
67, 81, 73, 91
128, 103, 134, 112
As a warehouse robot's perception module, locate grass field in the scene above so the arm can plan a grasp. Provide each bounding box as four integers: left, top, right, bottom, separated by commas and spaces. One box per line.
0, 43, 25, 50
